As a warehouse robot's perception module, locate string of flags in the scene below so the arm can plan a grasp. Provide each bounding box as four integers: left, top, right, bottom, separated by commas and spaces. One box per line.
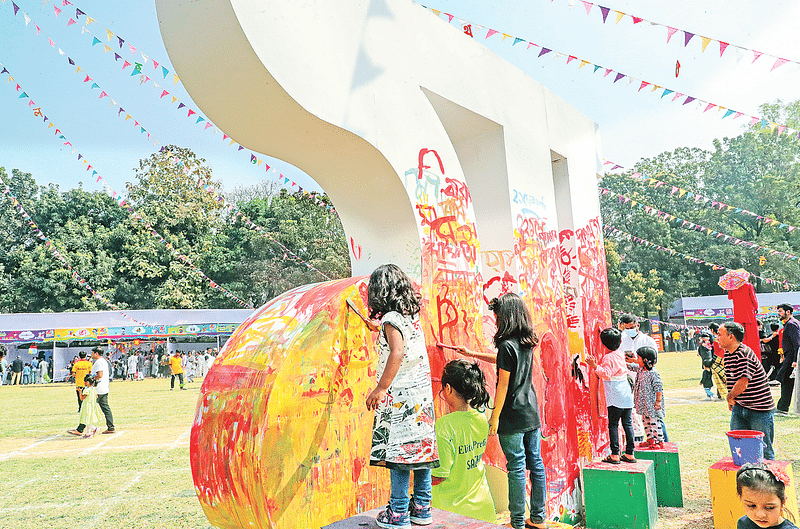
5, 3, 333, 282
601, 160, 800, 234
3, 2, 336, 284
603, 224, 799, 290
610, 309, 701, 332
0, 61, 254, 309
17, 0, 336, 214
163, 154, 333, 281
553, 0, 798, 72
420, 6, 800, 139
599, 188, 800, 262
0, 181, 148, 326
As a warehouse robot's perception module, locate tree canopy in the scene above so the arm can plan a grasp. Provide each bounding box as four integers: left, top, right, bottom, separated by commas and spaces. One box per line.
0, 146, 350, 312
601, 99, 800, 319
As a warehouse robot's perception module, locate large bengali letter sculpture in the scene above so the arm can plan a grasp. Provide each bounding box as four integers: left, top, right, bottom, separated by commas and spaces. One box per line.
156, 0, 611, 526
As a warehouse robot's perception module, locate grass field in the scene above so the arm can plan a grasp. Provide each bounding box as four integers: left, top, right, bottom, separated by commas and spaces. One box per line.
0, 351, 797, 528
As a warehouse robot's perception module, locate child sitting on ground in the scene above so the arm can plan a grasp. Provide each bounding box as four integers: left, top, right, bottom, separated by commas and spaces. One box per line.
701, 360, 715, 400
431, 359, 496, 523
629, 346, 665, 449
586, 327, 636, 464
736, 463, 798, 528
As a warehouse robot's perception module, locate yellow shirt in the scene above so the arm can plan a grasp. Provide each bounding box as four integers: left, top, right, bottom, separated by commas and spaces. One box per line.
169, 355, 183, 375
72, 360, 93, 388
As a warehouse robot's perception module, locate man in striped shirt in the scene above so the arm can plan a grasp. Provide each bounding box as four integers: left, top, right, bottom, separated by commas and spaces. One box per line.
718, 321, 775, 460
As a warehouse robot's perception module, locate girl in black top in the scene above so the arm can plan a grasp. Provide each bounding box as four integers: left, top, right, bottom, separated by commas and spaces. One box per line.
457, 293, 547, 529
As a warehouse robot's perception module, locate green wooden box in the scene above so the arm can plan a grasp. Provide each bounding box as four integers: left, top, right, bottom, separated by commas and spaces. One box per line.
634, 442, 684, 507
583, 458, 658, 529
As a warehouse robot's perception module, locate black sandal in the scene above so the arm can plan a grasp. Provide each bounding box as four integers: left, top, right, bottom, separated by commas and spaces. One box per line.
620, 454, 637, 463
602, 455, 621, 465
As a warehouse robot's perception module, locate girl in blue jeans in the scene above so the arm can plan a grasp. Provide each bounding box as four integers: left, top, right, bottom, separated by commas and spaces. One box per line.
364, 265, 439, 529
458, 293, 547, 529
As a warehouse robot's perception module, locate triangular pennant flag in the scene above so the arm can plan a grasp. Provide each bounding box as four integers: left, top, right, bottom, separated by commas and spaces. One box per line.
76, 8, 84, 18
603, 68, 613, 77
512, 37, 524, 46
53, 5, 61, 16
173, 74, 179, 85
485, 29, 498, 39
614, 11, 624, 23
672, 92, 684, 102
752, 50, 762, 63
638, 81, 650, 92
92, 37, 101, 46
567, 55, 577, 64
580, 1, 593, 15
700, 36, 711, 52
187, 109, 196, 117
538, 48, 551, 57
613, 72, 625, 83
631, 16, 643, 24
703, 103, 716, 112
196, 116, 205, 124
683, 31, 694, 46
599, 6, 610, 22
429, 8, 440, 16
719, 41, 729, 57
666, 27, 678, 43
771, 58, 789, 71
162, 66, 169, 79
593, 64, 602, 73
24, 13, 30, 25
12, 3, 20, 15
104, 45, 112, 53
106, 28, 114, 41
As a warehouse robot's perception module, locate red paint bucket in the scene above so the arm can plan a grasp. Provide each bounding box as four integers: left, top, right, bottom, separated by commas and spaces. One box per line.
726, 430, 765, 466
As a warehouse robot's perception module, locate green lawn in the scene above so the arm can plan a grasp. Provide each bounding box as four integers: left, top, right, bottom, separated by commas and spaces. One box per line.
0, 351, 797, 528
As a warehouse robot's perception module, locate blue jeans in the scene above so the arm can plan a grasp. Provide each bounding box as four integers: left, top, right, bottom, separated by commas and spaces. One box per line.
730, 403, 775, 460
660, 418, 669, 443
389, 468, 431, 514
499, 429, 547, 528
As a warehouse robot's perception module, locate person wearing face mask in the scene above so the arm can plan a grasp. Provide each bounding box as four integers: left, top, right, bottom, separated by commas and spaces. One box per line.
619, 314, 670, 443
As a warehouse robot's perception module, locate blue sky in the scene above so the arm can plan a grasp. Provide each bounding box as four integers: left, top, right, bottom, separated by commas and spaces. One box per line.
2, 0, 800, 199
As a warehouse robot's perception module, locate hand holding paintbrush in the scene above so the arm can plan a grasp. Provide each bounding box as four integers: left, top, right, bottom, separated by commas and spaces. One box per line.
346, 298, 380, 332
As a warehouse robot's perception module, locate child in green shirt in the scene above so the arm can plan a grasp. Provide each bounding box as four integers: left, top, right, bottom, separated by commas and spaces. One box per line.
432, 359, 496, 523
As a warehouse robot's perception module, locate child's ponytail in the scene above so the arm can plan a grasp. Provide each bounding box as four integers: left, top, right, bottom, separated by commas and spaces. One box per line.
441, 359, 490, 411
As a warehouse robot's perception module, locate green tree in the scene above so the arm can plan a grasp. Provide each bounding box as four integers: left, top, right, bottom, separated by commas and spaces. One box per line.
600, 99, 800, 316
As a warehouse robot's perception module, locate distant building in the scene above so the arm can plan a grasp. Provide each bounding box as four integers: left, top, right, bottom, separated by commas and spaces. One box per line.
668, 292, 800, 327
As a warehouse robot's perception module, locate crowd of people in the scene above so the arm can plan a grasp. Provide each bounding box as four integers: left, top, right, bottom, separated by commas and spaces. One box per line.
64, 347, 219, 386
0, 351, 51, 385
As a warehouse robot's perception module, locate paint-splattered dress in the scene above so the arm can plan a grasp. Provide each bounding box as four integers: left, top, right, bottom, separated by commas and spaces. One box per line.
369, 311, 439, 470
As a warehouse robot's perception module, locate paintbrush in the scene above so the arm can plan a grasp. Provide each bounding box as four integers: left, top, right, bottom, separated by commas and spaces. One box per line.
436, 343, 460, 351
345, 298, 370, 324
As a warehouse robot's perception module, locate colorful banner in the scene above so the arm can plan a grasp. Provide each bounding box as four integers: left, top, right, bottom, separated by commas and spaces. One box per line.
0, 323, 240, 344
684, 308, 734, 320
558, 0, 796, 72
599, 187, 800, 262
0, 329, 54, 344
601, 161, 799, 235
422, 7, 800, 139
0, 61, 253, 309
603, 224, 800, 290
